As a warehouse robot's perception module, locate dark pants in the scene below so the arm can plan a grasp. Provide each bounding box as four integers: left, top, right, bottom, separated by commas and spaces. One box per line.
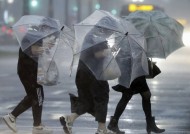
75, 69, 109, 123
11, 73, 44, 126
113, 76, 152, 121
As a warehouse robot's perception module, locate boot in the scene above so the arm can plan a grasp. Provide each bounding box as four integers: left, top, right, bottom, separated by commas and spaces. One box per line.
107, 116, 125, 134
146, 116, 165, 134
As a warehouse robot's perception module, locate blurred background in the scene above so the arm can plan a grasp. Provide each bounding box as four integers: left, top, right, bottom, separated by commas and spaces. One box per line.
0, 0, 190, 46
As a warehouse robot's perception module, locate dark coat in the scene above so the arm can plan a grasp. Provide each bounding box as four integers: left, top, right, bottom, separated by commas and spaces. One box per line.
75, 60, 109, 123
17, 35, 42, 87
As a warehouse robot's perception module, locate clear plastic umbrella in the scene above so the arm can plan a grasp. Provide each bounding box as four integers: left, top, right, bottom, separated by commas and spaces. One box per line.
12, 15, 74, 86
114, 34, 149, 87
125, 10, 185, 58
74, 10, 149, 87
12, 15, 62, 61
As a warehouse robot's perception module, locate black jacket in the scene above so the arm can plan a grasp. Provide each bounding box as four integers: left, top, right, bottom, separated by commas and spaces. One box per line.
17, 47, 38, 81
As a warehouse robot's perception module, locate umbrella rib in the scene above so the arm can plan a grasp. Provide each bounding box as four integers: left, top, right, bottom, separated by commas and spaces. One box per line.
154, 21, 177, 35
60, 31, 74, 39
45, 31, 75, 74
40, 29, 74, 73
151, 19, 183, 58
129, 35, 146, 51
43, 32, 64, 73
61, 30, 75, 40
153, 24, 167, 58
98, 35, 127, 79
128, 38, 134, 85
61, 33, 75, 44
74, 33, 126, 56
23, 30, 62, 51
146, 21, 166, 58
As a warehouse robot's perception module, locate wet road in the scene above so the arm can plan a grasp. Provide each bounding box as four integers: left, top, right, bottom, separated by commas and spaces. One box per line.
0, 46, 190, 134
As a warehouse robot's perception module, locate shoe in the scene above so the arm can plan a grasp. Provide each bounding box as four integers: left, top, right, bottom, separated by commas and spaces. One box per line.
107, 116, 125, 134
3, 113, 17, 133
60, 115, 73, 134
95, 129, 116, 134
146, 116, 165, 134
32, 125, 53, 134
112, 85, 127, 93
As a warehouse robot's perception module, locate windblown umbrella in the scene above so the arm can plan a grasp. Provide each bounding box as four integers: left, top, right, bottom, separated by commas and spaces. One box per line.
12, 15, 74, 85
125, 10, 184, 58
74, 10, 149, 87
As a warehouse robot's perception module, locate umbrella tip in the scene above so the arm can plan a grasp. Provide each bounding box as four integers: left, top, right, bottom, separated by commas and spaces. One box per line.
125, 32, 128, 36
61, 26, 64, 31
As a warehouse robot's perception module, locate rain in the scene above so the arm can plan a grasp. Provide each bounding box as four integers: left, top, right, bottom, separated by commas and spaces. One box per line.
0, 0, 190, 134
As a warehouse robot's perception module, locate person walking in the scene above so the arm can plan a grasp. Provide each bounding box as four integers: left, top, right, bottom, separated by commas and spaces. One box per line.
59, 15, 121, 134
60, 40, 116, 134
1, 22, 59, 134
107, 61, 165, 134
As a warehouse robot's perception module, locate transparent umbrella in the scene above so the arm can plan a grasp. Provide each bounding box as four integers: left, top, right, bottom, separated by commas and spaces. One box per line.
74, 10, 149, 87
125, 10, 185, 58
12, 15, 61, 60
12, 15, 74, 85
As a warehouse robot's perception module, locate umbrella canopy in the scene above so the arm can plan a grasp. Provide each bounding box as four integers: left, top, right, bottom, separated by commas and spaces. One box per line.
13, 15, 74, 51
115, 34, 149, 88
12, 15, 74, 86
74, 10, 149, 87
37, 25, 75, 86
125, 10, 184, 58
74, 10, 146, 54
12, 15, 61, 61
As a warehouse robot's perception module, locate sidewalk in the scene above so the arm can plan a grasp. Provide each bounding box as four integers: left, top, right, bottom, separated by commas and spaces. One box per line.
0, 125, 190, 134
0, 47, 190, 134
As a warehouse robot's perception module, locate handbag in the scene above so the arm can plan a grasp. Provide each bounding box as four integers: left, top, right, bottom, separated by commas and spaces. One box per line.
37, 56, 59, 86
146, 59, 161, 79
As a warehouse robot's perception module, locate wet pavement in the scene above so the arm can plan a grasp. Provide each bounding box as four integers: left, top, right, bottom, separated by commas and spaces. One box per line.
0, 45, 190, 134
